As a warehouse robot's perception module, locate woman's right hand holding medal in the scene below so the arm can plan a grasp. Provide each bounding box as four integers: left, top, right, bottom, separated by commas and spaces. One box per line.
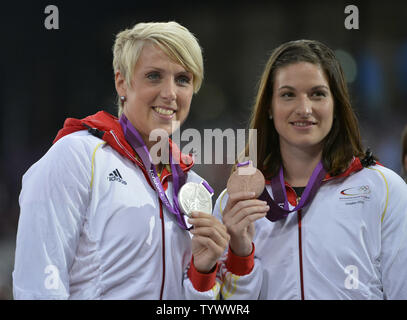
222, 192, 269, 256
188, 211, 230, 273
223, 166, 269, 257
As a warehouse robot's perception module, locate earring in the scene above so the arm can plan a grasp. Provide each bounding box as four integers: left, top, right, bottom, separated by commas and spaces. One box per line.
120, 96, 126, 105
269, 114, 273, 120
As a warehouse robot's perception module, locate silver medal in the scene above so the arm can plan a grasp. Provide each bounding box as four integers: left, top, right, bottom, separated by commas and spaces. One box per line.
178, 181, 213, 217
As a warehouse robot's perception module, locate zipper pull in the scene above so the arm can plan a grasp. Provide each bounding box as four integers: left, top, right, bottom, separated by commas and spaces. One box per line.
83, 123, 104, 139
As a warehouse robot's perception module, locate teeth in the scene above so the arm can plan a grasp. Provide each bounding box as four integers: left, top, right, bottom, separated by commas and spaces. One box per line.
154, 107, 175, 115
293, 122, 313, 127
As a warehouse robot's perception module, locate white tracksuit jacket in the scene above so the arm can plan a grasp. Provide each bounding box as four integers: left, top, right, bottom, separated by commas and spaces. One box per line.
13, 112, 220, 299
214, 161, 407, 299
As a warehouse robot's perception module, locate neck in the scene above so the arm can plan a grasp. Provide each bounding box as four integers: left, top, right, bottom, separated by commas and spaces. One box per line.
144, 138, 156, 152
280, 144, 323, 187
147, 137, 171, 174
120, 113, 170, 173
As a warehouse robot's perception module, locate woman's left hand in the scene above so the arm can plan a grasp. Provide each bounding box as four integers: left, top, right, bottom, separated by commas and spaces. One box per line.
188, 211, 230, 273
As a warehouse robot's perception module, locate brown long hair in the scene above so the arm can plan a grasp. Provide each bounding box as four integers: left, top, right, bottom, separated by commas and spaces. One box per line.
236, 39, 367, 179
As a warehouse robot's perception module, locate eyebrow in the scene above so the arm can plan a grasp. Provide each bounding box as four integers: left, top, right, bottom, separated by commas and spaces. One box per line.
144, 66, 192, 76
278, 85, 329, 91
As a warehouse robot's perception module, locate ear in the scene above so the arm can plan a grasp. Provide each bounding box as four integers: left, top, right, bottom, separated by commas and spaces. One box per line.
115, 71, 127, 98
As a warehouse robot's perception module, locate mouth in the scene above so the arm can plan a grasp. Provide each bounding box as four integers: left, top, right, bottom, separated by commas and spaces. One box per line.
152, 106, 176, 116
290, 120, 317, 127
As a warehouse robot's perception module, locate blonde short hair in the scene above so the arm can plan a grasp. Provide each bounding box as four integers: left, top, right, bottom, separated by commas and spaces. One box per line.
112, 21, 204, 116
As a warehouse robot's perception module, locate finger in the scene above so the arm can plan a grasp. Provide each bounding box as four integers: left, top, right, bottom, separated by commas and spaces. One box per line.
188, 214, 223, 228
223, 199, 268, 220
224, 191, 257, 211
225, 204, 269, 226
229, 212, 267, 235
190, 219, 229, 243
191, 225, 230, 244
188, 212, 226, 232
190, 211, 213, 219
192, 235, 227, 258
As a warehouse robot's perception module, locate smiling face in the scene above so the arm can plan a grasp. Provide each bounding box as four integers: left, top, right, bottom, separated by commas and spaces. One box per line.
115, 42, 194, 149
270, 62, 334, 156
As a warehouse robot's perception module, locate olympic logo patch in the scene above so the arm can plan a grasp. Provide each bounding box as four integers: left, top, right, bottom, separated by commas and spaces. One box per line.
339, 185, 371, 203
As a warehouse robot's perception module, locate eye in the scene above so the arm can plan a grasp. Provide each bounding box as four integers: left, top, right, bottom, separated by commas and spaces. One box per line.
311, 90, 327, 97
281, 91, 295, 98
146, 72, 161, 81
176, 75, 192, 86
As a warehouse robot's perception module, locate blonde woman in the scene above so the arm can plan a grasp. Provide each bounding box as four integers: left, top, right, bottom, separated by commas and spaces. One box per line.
13, 21, 229, 299
215, 40, 407, 299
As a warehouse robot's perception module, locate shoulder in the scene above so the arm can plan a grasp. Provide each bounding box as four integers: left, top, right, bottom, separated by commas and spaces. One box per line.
342, 164, 407, 200
21, 131, 104, 201
368, 165, 407, 202
358, 164, 407, 220
23, 131, 105, 182
52, 130, 106, 155
46, 130, 110, 168
361, 164, 406, 191
364, 165, 407, 228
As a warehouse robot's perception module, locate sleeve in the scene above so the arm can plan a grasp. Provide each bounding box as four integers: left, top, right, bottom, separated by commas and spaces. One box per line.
12, 135, 92, 299
182, 250, 260, 300
212, 189, 263, 300
379, 169, 407, 299
183, 258, 222, 300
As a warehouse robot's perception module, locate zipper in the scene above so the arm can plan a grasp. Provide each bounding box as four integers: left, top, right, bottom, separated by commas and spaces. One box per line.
289, 187, 305, 300
111, 130, 167, 299
110, 130, 144, 167
297, 209, 305, 300
159, 200, 166, 300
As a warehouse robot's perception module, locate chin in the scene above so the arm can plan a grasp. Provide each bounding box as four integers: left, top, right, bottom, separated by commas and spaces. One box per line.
297, 140, 324, 151
150, 118, 185, 140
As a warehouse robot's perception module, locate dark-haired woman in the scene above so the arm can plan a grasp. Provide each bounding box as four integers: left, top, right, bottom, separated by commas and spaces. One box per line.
214, 40, 407, 299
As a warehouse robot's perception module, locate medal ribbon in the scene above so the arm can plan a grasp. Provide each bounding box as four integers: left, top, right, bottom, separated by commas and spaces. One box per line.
119, 114, 188, 229
258, 161, 327, 222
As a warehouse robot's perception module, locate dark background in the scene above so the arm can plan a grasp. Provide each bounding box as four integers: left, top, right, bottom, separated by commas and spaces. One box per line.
0, 0, 406, 299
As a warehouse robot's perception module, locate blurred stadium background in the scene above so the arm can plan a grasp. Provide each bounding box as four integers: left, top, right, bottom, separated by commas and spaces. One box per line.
0, 0, 406, 299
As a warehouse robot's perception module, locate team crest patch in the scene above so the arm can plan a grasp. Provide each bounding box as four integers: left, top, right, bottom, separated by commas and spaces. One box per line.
339, 185, 370, 204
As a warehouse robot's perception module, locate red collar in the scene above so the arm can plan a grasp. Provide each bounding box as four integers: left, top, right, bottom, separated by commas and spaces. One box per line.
265, 157, 364, 186
53, 111, 194, 187
265, 157, 365, 206
323, 157, 363, 181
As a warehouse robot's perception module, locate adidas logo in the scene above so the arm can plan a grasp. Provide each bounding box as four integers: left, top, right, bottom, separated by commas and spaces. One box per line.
108, 169, 127, 185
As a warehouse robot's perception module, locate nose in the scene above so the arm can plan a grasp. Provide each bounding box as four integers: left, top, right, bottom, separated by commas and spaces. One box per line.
160, 78, 177, 102
295, 95, 312, 117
